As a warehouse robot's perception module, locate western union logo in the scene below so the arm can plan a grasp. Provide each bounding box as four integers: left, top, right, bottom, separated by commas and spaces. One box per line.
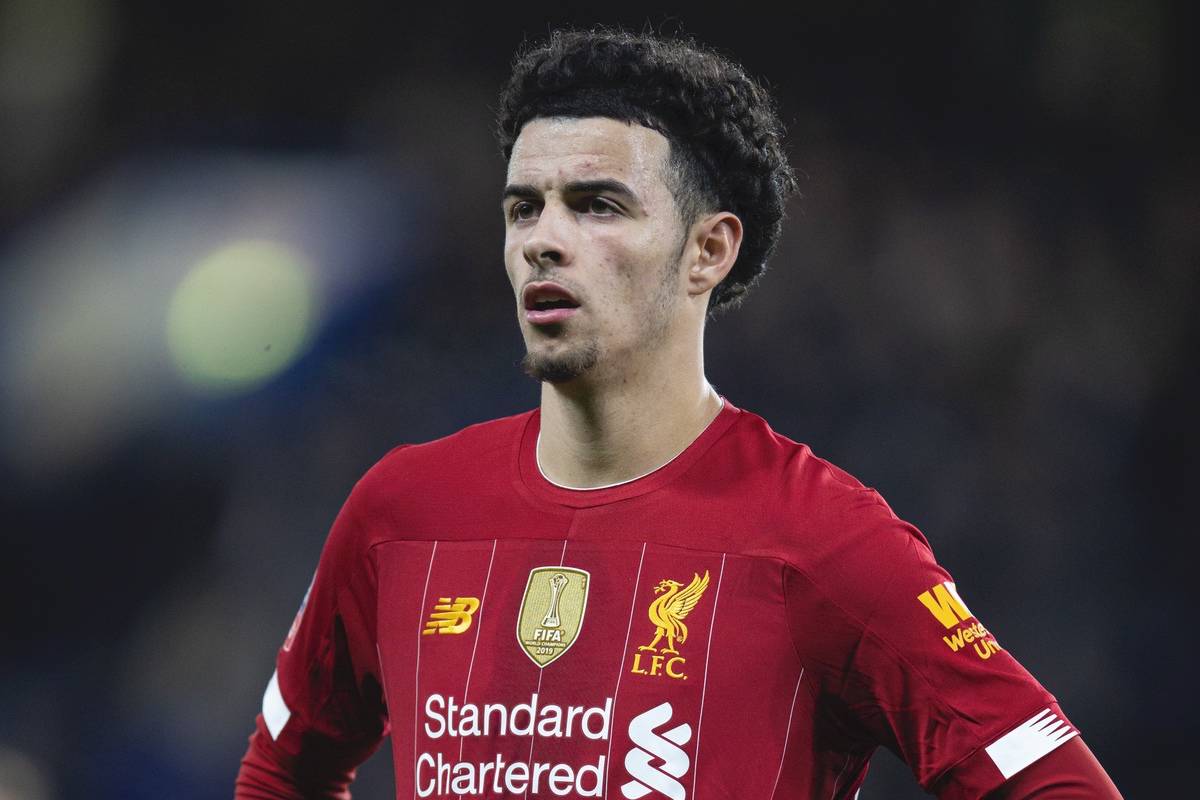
916, 582, 972, 629
424, 597, 481, 635
917, 581, 1002, 661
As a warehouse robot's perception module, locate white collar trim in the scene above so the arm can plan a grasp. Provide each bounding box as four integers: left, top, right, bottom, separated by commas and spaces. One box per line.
535, 392, 723, 491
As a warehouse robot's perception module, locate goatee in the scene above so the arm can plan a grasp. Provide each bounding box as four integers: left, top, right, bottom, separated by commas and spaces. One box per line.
521, 340, 601, 384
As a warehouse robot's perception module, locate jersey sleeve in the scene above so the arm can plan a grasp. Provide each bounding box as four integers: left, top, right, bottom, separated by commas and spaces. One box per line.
985, 737, 1121, 798
236, 482, 388, 798
783, 484, 1086, 799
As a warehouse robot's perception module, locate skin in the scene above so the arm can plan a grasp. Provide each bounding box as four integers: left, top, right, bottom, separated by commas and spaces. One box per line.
502, 117, 743, 488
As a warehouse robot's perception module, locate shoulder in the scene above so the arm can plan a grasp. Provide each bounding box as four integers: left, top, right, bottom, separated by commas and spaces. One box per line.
354, 409, 533, 497
731, 413, 954, 655
721, 406, 895, 520
338, 409, 534, 526
723, 406, 933, 582
365, 410, 531, 482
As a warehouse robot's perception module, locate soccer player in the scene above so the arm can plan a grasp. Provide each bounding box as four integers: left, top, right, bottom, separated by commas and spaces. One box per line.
236, 29, 1121, 799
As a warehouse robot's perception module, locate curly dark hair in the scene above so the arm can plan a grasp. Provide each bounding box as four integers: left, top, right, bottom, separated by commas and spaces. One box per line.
496, 28, 798, 310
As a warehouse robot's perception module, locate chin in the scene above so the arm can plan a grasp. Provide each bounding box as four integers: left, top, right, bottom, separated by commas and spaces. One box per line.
521, 340, 600, 384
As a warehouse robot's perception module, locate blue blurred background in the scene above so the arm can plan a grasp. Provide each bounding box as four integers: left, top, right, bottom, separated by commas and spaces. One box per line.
0, 2, 1194, 797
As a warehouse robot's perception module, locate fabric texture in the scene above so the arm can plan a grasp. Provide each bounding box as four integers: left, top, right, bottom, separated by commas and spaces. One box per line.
236, 399, 1111, 799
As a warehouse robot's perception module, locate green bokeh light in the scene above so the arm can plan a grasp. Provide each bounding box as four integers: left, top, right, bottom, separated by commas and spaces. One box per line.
166, 240, 315, 393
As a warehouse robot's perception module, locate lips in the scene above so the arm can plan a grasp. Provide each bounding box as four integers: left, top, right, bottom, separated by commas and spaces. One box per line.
522, 281, 581, 325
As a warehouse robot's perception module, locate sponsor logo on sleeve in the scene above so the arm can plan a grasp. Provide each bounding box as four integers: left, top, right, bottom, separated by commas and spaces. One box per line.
916, 581, 1002, 661
629, 571, 710, 681
622, 702, 692, 800
424, 596, 481, 635
517, 567, 590, 667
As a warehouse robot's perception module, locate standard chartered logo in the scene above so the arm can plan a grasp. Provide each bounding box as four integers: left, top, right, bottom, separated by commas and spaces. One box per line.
413, 694, 695, 799
416, 693, 610, 797
622, 702, 692, 800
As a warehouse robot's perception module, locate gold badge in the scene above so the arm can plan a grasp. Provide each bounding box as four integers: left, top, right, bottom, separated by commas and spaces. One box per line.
630, 570, 710, 680
516, 566, 590, 667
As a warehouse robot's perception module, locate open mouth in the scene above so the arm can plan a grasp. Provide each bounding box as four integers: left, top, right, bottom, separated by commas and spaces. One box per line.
523, 282, 581, 325
529, 298, 578, 311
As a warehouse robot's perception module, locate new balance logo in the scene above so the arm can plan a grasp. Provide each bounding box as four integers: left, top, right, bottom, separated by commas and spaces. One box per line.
622, 702, 692, 800
916, 581, 972, 629
423, 596, 480, 635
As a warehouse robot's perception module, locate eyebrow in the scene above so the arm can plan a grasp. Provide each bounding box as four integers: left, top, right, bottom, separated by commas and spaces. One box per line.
500, 179, 641, 206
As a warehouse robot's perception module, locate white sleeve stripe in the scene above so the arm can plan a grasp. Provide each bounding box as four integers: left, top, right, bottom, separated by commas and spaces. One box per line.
262, 669, 292, 740
985, 708, 1079, 780
1041, 721, 1066, 737
1032, 716, 1059, 733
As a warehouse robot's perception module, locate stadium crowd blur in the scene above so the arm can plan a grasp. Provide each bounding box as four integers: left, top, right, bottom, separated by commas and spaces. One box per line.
0, 3, 1193, 798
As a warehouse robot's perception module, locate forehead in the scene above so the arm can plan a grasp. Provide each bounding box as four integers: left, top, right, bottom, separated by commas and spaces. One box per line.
506, 117, 671, 189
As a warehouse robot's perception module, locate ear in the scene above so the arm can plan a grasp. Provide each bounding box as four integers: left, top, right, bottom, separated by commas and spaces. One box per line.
685, 212, 743, 299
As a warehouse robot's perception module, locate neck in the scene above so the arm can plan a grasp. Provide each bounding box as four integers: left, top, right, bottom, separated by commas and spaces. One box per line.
536, 329, 722, 489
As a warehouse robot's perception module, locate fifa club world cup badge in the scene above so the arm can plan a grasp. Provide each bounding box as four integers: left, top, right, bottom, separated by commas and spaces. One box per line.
517, 566, 590, 667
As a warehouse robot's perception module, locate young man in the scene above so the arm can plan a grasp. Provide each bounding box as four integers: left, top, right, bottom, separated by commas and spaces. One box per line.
237, 30, 1120, 799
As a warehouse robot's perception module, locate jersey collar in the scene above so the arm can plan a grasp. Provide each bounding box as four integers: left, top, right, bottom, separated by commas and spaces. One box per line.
513, 396, 741, 510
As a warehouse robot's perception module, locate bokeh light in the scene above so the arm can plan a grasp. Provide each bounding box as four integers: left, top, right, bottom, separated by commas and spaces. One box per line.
166, 240, 315, 393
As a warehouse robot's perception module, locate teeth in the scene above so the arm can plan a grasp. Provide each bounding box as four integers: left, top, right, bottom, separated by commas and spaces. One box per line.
525, 286, 577, 310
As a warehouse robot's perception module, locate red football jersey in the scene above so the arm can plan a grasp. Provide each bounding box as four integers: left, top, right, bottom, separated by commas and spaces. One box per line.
237, 399, 1081, 799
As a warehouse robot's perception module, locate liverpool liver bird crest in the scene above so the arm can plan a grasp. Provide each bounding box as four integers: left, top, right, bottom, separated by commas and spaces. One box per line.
638, 570, 711, 654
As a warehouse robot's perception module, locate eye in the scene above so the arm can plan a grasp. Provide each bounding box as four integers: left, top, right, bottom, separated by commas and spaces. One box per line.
509, 200, 539, 222
586, 196, 619, 215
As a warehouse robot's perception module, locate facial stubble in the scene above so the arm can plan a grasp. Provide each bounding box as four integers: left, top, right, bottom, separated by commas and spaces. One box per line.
520, 248, 682, 385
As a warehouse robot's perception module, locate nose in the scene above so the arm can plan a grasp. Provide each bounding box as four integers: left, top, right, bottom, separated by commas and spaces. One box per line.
522, 201, 573, 270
